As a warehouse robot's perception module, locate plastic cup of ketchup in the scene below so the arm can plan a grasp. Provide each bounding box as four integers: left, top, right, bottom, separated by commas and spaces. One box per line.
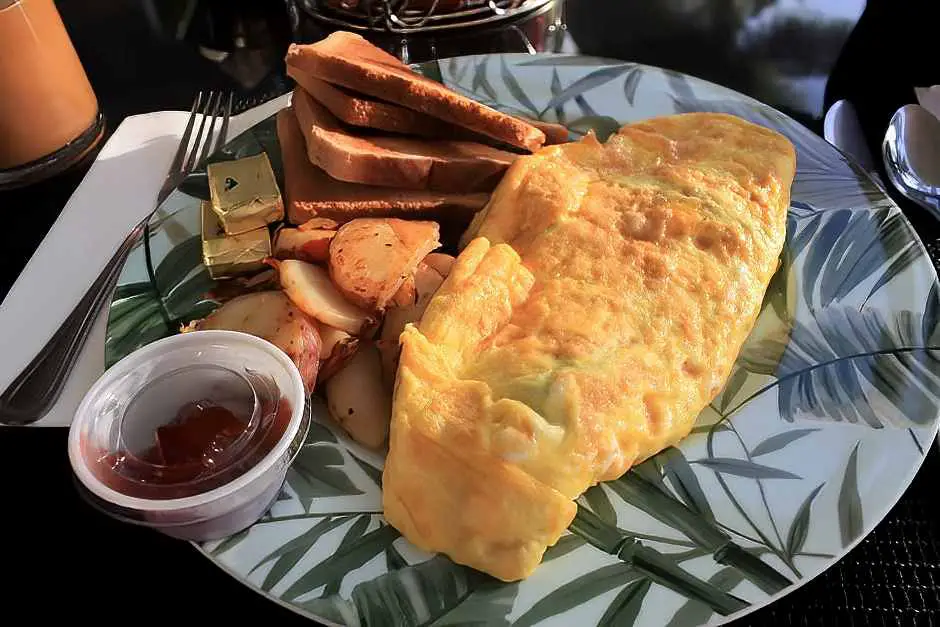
68, 330, 310, 541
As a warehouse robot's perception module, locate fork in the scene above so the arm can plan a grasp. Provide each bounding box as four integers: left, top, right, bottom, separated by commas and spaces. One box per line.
0, 91, 234, 426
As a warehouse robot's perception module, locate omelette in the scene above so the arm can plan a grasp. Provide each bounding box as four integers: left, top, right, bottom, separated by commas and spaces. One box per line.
382, 113, 797, 581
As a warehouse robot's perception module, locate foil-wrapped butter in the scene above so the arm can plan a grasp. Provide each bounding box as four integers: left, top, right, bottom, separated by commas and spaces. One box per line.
201, 201, 272, 279
207, 153, 284, 235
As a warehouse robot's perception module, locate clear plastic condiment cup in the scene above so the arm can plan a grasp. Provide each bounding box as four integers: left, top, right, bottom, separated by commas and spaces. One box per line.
68, 330, 310, 541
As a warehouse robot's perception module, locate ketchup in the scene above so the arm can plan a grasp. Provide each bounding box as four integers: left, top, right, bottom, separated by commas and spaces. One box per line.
91, 395, 292, 500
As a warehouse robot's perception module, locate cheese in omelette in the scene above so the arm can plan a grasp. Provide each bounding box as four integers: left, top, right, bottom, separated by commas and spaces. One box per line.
382, 113, 797, 581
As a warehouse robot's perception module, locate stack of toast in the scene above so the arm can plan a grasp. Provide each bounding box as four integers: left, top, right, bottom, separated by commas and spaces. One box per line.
278, 31, 569, 231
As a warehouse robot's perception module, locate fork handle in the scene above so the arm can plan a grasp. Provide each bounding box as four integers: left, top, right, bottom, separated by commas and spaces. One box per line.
0, 218, 150, 426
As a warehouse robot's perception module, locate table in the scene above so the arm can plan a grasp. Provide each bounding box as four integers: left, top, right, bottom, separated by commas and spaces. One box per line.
3, 1, 940, 624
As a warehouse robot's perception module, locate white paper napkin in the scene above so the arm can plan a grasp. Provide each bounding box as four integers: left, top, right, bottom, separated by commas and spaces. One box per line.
0, 94, 291, 428
916, 86, 940, 120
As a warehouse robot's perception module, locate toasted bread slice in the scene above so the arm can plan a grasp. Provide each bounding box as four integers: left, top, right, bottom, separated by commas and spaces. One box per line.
291, 71, 571, 146
289, 72, 454, 137
291, 87, 515, 192
277, 107, 488, 225
285, 32, 546, 152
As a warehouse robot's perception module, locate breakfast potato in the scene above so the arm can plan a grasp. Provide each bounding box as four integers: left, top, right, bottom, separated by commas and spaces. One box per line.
317, 323, 352, 360
319, 335, 360, 384
298, 217, 339, 231
196, 291, 321, 392
273, 227, 335, 263
329, 218, 440, 311
422, 252, 456, 278
273, 259, 373, 335
388, 274, 417, 308
325, 342, 392, 449
378, 262, 447, 388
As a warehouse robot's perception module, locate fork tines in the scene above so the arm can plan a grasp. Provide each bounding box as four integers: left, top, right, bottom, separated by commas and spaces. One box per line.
169, 90, 235, 179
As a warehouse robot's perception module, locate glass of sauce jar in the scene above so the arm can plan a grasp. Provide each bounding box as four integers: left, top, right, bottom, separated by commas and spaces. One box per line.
0, 0, 106, 189
68, 330, 310, 541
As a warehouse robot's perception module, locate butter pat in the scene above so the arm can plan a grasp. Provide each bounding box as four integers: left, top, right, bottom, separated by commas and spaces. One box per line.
201, 201, 272, 279
207, 153, 284, 235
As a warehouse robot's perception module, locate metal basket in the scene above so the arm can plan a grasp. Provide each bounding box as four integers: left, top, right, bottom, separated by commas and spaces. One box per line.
299, 0, 555, 33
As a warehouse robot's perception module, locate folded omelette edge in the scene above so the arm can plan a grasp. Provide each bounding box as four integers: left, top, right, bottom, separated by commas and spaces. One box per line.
383, 112, 798, 582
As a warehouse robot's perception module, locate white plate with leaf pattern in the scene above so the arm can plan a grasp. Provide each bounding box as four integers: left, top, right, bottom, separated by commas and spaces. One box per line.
105, 53, 940, 627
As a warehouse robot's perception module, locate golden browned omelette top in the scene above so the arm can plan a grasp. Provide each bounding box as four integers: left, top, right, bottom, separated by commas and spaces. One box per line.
383, 113, 797, 581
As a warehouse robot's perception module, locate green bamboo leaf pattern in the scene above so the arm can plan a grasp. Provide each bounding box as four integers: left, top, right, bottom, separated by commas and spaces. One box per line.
289, 445, 364, 507
581, 484, 617, 524
163, 268, 217, 319
630, 457, 670, 496
785, 483, 824, 558
543, 534, 586, 562
154, 234, 202, 295
252, 515, 353, 591
567, 115, 621, 141
661, 447, 714, 520
519, 56, 624, 67
794, 208, 915, 309
283, 524, 400, 601
717, 367, 750, 413
865, 244, 921, 304
301, 555, 498, 627
433, 580, 518, 626
750, 429, 820, 457
208, 527, 251, 557
838, 443, 863, 548
500, 57, 539, 117
692, 458, 802, 480
471, 57, 498, 102
776, 308, 940, 428
923, 283, 940, 345
666, 568, 745, 627
597, 578, 651, 627
446, 56, 469, 85
386, 542, 408, 572
350, 453, 384, 488
308, 420, 338, 444
112, 280, 154, 301
323, 515, 373, 596
422, 60, 444, 85
541, 65, 634, 115
108, 292, 159, 326
105, 299, 169, 367
737, 324, 791, 376
550, 68, 566, 124
514, 563, 641, 627
618, 540, 747, 615
574, 94, 599, 118
582, 479, 791, 597
622, 67, 642, 105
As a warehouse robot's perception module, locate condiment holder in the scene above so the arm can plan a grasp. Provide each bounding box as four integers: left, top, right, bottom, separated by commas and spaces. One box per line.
68, 330, 309, 541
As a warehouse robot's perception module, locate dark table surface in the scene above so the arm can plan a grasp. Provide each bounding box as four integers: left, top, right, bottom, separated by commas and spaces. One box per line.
3, 0, 940, 624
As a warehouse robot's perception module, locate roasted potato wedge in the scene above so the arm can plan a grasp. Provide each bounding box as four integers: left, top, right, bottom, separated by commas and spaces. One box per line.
378, 262, 447, 388
196, 291, 321, 392
319, 336, 360, 384
422, 252, 456, 278
328, 218, 440, 311
274, 227, 335, 263
275, 259, 373, 335
388, 274, 417, 308
325, 342, 391, 449
318, 323, 352, 361
298, 217, 339, 231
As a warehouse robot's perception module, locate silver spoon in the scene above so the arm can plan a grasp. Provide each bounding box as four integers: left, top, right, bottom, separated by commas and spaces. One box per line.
882, 104, 940, 221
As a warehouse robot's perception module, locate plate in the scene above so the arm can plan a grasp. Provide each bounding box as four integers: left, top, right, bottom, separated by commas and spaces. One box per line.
106, 53, 940, 626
